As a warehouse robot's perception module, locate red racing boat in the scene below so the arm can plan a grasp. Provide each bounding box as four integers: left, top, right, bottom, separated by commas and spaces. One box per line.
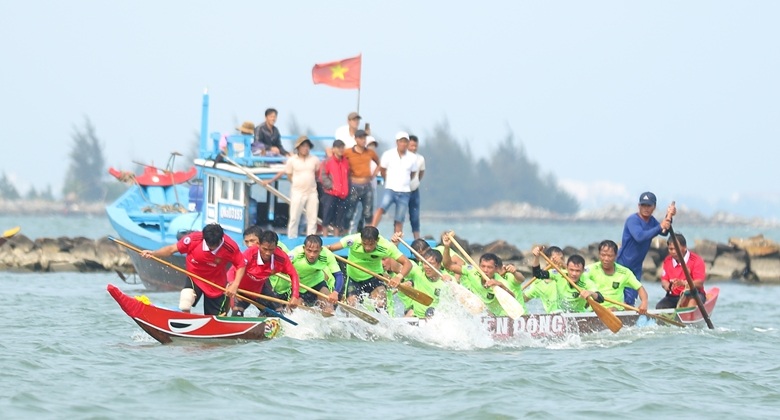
107, 284, 281, 344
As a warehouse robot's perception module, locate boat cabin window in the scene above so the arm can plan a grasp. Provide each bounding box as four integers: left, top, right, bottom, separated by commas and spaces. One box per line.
207, 176, 216, 204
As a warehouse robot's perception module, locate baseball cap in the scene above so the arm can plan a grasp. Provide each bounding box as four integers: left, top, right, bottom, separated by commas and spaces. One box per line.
366, 136, 378, 147
355, 129, 367, 138
638, 192, 657, 205
348, 112, 361, 120
332, 139, 345, 148
395, 131, 409, 141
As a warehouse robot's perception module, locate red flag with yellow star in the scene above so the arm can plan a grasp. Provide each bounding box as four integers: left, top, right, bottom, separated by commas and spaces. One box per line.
312, 54, 361, 89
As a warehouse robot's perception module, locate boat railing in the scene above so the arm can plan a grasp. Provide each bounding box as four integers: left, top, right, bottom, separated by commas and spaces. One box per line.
210, 133, 334, 167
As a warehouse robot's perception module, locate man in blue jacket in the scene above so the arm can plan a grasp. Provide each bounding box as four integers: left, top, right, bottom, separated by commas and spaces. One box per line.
616, 191, 675, 305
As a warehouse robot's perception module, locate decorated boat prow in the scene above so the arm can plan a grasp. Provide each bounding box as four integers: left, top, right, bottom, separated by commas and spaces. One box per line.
107, 284, 281, 344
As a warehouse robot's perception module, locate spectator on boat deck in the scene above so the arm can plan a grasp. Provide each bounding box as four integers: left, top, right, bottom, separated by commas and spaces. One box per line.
267, 235, 342, 313
330, 111, 362, 155
371, 132, 418, 234
344, 130, 381, 233
587, 240, 648, 314
617, 191, 676, 305
252, 108, 288, 156
440, 233, 520, 317
320, 139, 350, 237
140, 223, 245, 316
232, 230, 301, 315
407, 135, 425, 240
265, 136, 320, 239
348, 135, 381, 233
656, 233, 707, 309
327, 226, 412, 309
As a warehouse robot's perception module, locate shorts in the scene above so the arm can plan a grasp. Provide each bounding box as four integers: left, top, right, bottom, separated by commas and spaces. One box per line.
186, 279, 228, 316
378, 190, 411, 223
346, 277, 386, 298
301, 280, 330, 305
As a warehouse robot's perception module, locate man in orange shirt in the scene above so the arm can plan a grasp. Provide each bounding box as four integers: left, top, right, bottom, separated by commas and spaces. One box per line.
343, 129, 381, 233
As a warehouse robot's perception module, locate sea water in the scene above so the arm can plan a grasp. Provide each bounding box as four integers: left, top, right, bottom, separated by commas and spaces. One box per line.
1, 215, 780, 418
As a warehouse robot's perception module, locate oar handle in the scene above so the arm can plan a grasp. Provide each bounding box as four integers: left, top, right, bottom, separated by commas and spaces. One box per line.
398, 238, 445, 279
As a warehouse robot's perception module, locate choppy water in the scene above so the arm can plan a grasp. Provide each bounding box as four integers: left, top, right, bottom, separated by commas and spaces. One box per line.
2, 215, 780, 418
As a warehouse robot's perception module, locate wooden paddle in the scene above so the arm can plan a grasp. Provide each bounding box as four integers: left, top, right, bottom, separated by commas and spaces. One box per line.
447, 233, 526, 319
109, 237, 298, 324
332, 254, 433, 306
219, 153, 324, 225
274, 273, 379, 325
538, 252, 623, 333
668, 222, 714, 329
595, 294, 685, 328
397, 238, 486, 314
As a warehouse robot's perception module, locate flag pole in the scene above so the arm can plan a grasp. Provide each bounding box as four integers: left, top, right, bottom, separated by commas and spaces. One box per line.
356, 88, 361, 115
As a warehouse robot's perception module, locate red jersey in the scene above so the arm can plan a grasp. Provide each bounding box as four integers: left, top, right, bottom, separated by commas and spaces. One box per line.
241, 246, 300, 298
176, 232, 245, 298
321, 155, 350, 199
661, 250, 706, 296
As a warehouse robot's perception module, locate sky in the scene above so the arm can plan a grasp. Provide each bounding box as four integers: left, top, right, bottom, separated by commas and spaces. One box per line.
2, 1, 779, 218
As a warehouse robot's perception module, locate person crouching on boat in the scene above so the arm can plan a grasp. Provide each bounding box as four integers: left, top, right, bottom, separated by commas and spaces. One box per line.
440, 233, 516, 317
140, 223, 246, 316
656, 233, 706, 309
285, 235, 343, 314
527, 246, 604, 313
326, 226, 412, 310
586, 240, 648, 314
232, 230, 302, 315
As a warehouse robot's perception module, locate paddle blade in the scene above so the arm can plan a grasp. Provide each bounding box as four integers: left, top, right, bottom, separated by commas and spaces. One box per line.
338, 303, 380, 325
493, 286, 525, 319
398, 283, 434, 306
448, 282, 486, 314
589, 298, 623, 333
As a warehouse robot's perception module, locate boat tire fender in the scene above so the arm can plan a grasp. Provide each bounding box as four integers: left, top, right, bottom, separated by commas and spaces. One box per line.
179, 288, 196, 311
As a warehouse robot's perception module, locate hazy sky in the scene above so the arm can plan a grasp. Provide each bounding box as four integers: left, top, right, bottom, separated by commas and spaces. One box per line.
3, 1, 779, 217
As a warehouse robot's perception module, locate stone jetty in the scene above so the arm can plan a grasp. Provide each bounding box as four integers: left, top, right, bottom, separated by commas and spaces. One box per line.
1, 233, 779, 284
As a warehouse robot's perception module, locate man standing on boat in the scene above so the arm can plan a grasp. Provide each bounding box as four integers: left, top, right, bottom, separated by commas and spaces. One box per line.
371, 132, 418, 234
333, 111, 362, 151
327, 226, 412, 309
656, 233, 707, 309
252, 108, 288, 156
343, 130, 381, 233
407, 135, 425, 240
617, 192, 675, 306
140, 223, 245, 316
233, 230, 301, 314
588, 240, 648, 314
265, 136, 320, 238
320, 139, 350, 236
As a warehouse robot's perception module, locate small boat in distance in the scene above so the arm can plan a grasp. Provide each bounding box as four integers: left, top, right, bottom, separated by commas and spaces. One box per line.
107, 284, 281, 344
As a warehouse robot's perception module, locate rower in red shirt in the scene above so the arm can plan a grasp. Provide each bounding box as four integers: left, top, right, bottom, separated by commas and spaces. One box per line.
141, 223, 245, 315
656, 233, 706, 309
232, 230, 302, 315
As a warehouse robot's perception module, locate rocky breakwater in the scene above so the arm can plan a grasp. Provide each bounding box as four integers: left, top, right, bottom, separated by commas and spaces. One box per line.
455, 234, 780, 284
0, 234, 134, 273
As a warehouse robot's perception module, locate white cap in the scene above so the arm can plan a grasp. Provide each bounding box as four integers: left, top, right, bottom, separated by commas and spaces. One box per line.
395, 131, 409, 141
366, 135, 378, 147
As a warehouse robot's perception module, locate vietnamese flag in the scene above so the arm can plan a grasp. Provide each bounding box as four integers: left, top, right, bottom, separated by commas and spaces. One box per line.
312, 54, 362, 89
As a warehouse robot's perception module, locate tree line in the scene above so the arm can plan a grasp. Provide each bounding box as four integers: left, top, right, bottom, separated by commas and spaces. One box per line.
0, 118, 579, 215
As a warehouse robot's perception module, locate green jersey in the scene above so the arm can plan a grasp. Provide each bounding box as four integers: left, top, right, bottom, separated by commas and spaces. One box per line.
401, 264, 445, 318
497, 272, 529, 314
523, 278, 562, 313
459, 265, 506, 317
555, 274, 599, 313
286, 245, 340, 290
339, 234, 403, 282
585, 262, 641, 310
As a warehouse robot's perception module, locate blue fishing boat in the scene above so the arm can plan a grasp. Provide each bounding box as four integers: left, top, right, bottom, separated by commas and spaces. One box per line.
106, 91, 416, 291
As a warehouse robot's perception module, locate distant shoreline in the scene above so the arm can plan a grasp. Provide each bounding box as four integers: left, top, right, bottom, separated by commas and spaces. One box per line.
2, 199, 777, 228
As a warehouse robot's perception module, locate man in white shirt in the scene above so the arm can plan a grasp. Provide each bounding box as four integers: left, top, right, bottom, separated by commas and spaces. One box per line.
371, 131, 418, 234
407, 135, 426, 239
333, 112, 361, 150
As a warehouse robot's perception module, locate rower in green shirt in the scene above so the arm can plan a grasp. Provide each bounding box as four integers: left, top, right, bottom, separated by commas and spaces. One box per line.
441, 233, 513, 317
327, 226, 412, 309
270, 235, 343, 313
528, 246, 604, 313
585, 239, 648, 313
523, 246, 565, 313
